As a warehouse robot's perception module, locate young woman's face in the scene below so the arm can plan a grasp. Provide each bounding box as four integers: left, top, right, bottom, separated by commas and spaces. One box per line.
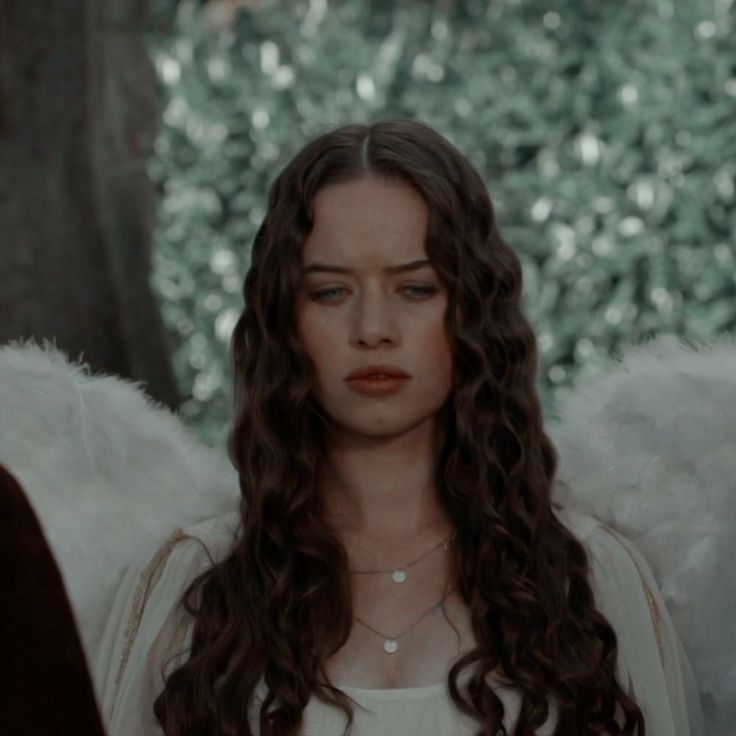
295, 176, 454, 442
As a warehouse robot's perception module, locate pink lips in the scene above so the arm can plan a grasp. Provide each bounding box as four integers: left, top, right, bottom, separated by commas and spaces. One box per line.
345, 364, 410, 380
345, 375, 409, 396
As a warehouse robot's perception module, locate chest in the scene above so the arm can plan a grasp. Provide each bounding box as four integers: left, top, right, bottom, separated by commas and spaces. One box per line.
323, 562, 476, 689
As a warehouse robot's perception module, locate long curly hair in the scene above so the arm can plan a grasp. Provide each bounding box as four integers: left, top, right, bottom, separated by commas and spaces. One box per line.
153, 118, 646, 736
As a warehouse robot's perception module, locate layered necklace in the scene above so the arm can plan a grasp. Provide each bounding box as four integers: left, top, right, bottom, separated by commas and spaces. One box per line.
348, 530, 458, 653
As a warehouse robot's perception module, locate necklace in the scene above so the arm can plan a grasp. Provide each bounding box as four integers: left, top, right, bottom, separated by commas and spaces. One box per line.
348, 530, 457, 654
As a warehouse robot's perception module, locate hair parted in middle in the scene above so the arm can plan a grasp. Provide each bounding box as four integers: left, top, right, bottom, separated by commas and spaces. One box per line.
152, 117, 646, 736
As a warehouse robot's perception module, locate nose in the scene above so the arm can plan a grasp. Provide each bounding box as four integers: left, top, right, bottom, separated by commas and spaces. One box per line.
350, 292, 399, 346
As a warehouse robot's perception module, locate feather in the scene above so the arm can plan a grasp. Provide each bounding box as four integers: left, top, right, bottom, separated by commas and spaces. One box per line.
2, 331, 734, 733
0, 337, 239, 674
549, 332, 736, 732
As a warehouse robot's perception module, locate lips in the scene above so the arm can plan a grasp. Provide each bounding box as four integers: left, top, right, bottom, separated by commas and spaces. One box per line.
346, 365, 410, 380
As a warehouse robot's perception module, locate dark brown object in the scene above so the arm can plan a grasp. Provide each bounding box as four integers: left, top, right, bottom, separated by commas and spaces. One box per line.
0, 463, 107, 736
0, 0, 180, 412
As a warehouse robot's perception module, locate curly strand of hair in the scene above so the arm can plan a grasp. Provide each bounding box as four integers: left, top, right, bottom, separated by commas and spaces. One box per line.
152, 118, 646, 736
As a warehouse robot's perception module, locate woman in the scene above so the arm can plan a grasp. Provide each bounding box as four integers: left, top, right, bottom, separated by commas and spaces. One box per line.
96, 118, 703, 735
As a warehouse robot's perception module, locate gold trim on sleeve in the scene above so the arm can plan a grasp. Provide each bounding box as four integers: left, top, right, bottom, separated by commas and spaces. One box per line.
113, 529, 192, 697
637, 573, 664, 664
599, 526, 665, 668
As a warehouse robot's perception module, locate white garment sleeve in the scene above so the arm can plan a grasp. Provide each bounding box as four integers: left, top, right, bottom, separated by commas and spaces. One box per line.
92, 526, 214, 736
584, 522, 705, 736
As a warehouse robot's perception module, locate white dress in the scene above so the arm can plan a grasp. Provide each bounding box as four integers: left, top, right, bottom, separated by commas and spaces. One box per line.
93, 505, 705, 736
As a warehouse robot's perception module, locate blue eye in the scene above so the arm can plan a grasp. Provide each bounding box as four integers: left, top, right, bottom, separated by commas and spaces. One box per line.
310, 285, 438, 302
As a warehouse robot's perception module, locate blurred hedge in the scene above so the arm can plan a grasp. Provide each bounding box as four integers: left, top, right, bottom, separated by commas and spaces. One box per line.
143, 0, 736, 448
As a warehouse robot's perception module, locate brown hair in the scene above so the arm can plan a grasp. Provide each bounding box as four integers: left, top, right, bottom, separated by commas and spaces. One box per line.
153, 118, 645, 735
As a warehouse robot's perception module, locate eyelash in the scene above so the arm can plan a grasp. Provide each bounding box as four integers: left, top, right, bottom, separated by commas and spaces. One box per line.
310, 285, 438, 302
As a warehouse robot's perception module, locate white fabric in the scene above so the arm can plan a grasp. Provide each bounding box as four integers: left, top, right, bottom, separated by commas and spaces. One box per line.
4, 335, 733, 731
94, 505, 704, 736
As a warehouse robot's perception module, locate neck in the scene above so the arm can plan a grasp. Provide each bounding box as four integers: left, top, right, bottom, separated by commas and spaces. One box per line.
318, 415, 450, 539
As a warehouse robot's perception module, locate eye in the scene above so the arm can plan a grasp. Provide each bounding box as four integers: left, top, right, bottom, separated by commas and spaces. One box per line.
310, 285, 438, 302
403, 285, 438, 298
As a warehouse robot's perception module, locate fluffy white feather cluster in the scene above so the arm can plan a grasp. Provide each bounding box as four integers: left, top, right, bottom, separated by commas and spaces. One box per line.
548, 332, 736, 733
0, 337, 239, 672
1, 332, 734, 733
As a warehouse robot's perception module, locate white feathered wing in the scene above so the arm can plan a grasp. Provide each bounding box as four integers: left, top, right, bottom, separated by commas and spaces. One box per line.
1, 332, 734, 734
0, 337, 240, 710
549, 332, 736, 735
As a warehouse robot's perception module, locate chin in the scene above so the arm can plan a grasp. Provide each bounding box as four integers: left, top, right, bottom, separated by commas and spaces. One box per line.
339, 412, 434, 438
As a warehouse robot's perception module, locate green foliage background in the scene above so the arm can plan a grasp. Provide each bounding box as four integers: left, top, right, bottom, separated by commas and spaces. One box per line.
143, 0, 736, 448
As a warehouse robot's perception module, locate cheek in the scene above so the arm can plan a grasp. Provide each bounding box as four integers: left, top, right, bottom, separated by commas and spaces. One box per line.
295, 310, 319, 360
297, 313, 338, 372
424, 324, 454, 376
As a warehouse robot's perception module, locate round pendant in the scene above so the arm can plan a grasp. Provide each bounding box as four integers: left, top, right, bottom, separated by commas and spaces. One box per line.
391, 568, 406, 583
384, 639, 398, 653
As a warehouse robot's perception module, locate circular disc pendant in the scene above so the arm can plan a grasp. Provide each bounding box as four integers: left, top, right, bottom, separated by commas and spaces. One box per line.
391, 568, 407, 583
384, 639, 398, 653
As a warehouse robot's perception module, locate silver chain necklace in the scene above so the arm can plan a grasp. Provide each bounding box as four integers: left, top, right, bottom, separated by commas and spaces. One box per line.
348, 531, 457, 654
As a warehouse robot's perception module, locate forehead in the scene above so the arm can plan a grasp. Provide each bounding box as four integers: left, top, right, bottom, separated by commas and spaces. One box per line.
302, 177, 429, 265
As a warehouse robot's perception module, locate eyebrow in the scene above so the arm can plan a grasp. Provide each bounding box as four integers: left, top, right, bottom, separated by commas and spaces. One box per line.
302, 259, 433, 275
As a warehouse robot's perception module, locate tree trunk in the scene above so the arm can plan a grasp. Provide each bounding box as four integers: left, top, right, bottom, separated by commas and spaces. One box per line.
0, 0, 180, 411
